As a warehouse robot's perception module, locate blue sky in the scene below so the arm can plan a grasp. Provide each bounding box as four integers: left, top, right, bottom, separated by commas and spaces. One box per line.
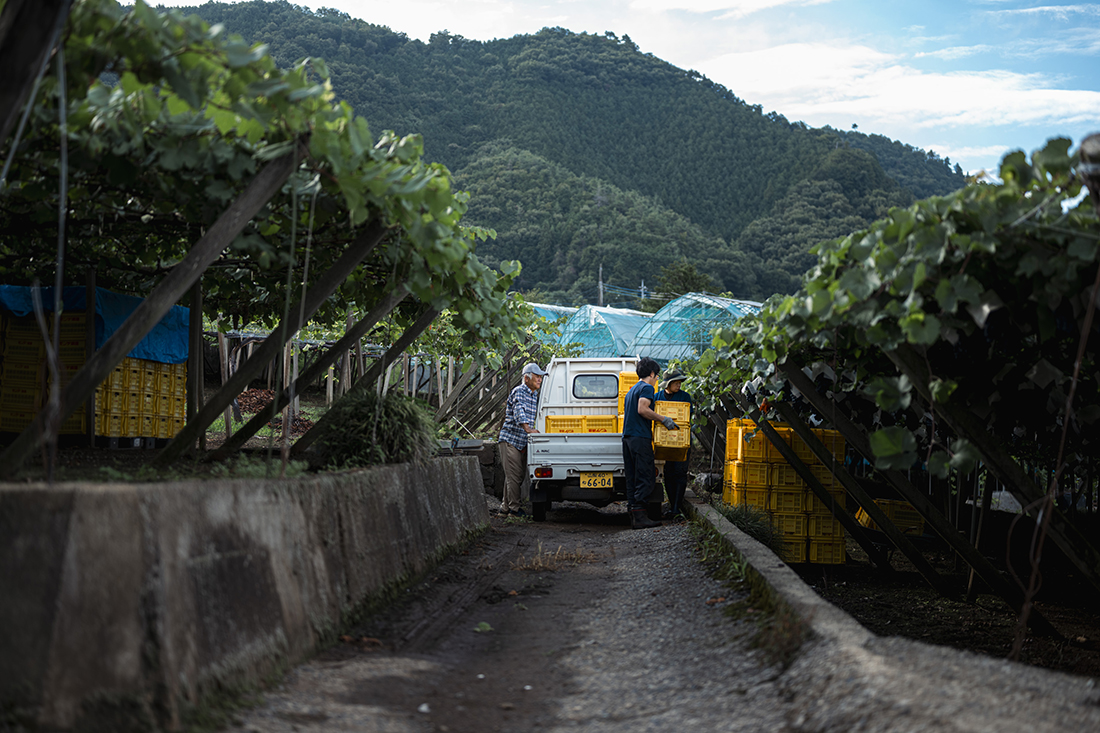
158, 0, 1100, 176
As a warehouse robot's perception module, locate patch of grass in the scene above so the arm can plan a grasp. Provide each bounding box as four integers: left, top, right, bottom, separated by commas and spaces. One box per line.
510, 540, 597, 572
690, 510, 812, 669
705, 496, 786, 558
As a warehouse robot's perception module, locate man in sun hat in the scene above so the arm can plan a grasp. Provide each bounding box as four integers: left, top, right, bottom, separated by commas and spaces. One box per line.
656, 367, 692, 518
498, 361, 547, 516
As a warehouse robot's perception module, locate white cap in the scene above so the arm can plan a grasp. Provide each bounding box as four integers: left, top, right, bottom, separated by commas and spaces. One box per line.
522, 362, 548, 377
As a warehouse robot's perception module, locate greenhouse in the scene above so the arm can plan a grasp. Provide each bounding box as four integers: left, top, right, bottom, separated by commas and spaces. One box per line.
627, 293, 763, 363
525, 303, 578, 346
557, 305, 652, 357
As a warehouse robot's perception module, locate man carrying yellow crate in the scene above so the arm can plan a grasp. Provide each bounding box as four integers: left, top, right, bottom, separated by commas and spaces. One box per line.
622, 357, 680, 530
497, 362, 547, 516
656, 368, 691, 519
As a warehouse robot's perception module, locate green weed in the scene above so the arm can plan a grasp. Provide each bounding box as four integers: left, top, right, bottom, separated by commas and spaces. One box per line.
315, 390, 437, 469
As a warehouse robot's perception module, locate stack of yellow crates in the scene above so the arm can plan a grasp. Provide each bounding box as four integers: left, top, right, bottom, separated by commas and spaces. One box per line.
723, 418, 848, 564
94, 358, 187, 444
0, 313, 186, 444
0, 314, 87, 434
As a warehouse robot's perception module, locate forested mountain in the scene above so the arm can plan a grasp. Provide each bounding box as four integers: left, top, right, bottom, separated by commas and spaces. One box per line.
164, 1, 967, 303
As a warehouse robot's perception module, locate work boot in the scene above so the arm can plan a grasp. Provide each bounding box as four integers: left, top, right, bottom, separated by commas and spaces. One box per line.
631, 507, 660, 529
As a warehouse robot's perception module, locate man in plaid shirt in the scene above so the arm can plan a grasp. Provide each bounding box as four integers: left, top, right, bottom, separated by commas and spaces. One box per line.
498, 362, 547, 515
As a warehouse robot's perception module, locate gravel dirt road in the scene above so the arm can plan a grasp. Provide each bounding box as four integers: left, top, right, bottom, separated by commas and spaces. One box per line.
236, 501, 794, 732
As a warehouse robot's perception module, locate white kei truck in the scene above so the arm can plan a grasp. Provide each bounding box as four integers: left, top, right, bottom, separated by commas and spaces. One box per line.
526, 357, 670, 522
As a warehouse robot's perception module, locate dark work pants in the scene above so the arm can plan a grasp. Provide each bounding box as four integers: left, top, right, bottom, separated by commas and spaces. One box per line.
622, 436, 655, 509
663, 459, 689, 515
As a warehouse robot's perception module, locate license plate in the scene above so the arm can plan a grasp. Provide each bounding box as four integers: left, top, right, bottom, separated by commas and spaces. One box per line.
580, 472, 613, 489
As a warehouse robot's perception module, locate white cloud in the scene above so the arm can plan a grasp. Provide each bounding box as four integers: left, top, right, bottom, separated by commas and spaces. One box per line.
697, 42, 1100, 131
990, 4, 1100, 20
914, 44, 994, 60
627, 0, 833, 18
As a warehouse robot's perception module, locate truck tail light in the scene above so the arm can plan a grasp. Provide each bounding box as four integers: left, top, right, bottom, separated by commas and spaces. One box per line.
534, 467, 553, 478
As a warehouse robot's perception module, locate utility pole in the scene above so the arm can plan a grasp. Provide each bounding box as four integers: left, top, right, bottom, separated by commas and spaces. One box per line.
640, 280, 647, 300
598, 264, 604, 307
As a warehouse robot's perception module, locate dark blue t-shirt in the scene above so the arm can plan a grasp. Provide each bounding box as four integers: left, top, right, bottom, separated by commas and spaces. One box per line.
622, 380, 656, 439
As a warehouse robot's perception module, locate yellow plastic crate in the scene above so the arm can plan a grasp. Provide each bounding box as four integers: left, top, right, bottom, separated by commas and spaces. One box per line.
123, 414, 142, 438
729, 487, 769, 510
155, 363, 173, 394
618, 371, 639, 394
545, 415, 585, 433
808, 513, 845, 539
3, 337, 44, 362
154, 417, 171, 439
808, 488, 847, 515
811, 464, 835, 488
106, 366, 125, 390
138, 392, 156, 416
772, 463, 805, 488
0, 410, 34, 432
654, 445, 688, 462
654, 401, 690, 449
726, 420, 768, 462
139, 414, 155, 437
585, 415, 618, 433
780, 539, 808, 563
765, 426, 792, 462
730, 460, 770, 488
1, 360, 41, 387
141, 367, 157, 393
858, 500, 925, 535
814, 429, 846, 462
56, 339, 86, 365
170, 417, 184, 438
809, 539, 846, 565
771, 511, 809, 538
0, 385, 41, 411
789, 430, 816, 462
770, 488, 810, 513
171, 396, 186, 419
100, 412, 123, 437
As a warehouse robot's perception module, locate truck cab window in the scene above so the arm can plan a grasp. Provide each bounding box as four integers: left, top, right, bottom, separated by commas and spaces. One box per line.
573, 374, 618, 399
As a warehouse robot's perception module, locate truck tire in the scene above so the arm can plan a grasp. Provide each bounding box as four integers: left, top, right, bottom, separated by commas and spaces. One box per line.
532, 500, 549, 522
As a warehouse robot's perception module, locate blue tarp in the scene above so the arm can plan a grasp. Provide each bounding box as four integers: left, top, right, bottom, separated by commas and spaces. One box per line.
0, 285, 189, 364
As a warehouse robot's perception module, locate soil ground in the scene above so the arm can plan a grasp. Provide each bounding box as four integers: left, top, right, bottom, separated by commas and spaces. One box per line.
233, 502, 794, 732
790, 534, 1100, 679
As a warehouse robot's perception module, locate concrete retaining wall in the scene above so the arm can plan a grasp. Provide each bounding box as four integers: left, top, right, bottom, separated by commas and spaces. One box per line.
686, 491, 1100, 732
0, 457, 489, 731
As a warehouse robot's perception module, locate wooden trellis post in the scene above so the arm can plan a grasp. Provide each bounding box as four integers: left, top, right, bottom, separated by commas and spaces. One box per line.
155, 218, 386, 466
0, 145, 303, 477
782, 361, 1061, 637
209, 286, 408, 460
888, 343, 1100, 595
